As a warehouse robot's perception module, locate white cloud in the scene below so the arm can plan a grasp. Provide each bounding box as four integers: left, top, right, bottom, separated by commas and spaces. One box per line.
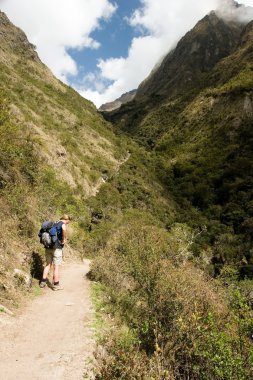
216, 0, 253, 22
1, 0, 253, 107
79, 34, 168, 105
79, 0, 221, 106
82, 0, 253, 107
0, 0, 116, 80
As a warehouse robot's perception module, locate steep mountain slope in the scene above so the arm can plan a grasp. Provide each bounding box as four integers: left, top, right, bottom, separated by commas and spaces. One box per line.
102, 10, 253, 274
154, 20, 253, 270
0, 11, 174, 309
137, 12, 243, 100
104, 12, 244, 137
0, 11, 127, 306
0, 11, 122, 194
89, 14, 253, 372
91, 12, 253, 376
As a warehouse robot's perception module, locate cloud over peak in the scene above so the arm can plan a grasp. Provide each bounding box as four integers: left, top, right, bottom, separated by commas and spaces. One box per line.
1, 0, 252, 107
216, 0, 253, 23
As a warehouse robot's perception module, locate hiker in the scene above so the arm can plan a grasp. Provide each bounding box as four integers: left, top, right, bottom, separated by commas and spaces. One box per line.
39, 214, 71, 290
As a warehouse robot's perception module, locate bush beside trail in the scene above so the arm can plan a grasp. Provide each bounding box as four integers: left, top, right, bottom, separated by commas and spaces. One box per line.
90, 216, 253, 380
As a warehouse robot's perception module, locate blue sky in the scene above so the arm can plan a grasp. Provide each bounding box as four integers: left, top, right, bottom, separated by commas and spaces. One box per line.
1, 0, 253, 107
67, 0, 142, 89
70, 0, 142, 70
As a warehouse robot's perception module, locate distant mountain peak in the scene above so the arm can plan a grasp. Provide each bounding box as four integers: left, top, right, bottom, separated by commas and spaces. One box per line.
134, 11, 245, 102
99, 90, 136, 112
104, 7, 252, 136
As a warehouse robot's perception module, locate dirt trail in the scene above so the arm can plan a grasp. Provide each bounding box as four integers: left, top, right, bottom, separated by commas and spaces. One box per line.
0, 259, 95, 380
90, 151, 131, 197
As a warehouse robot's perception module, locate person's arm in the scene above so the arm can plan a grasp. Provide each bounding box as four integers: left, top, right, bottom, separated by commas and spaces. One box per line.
61, 223, 67, 245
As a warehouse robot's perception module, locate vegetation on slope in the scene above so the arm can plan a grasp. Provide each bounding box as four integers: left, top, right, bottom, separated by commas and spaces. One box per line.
90, 15, 253, 380
91, 222, 253, 379
1, 9, 253, 380
0, 11, 127, 307
85, 116, 253, 379
85, 148, 253, 378
103, 18, 253, 278
153, 33, 253, 276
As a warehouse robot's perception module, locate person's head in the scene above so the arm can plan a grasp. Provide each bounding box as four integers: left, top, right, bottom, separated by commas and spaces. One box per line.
60, 214, 71, 224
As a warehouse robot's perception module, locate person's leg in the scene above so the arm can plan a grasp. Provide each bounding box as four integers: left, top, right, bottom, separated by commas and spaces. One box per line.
53, 264, 60, 283
52, 248, 63, 290
40, 249, 53, 287
42, 262, 52, 280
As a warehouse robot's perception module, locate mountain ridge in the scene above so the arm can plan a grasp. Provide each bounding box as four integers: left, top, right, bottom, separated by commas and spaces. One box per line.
136, 12, 244, 100
99, 89, 137, 112
102, 10, 250, 136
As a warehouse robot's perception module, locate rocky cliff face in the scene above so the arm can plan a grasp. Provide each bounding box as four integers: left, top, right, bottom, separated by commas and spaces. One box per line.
99, 89, 136, 112
0, 11, 40, 62
136, 12, 243, 100
104, 11, 247, 133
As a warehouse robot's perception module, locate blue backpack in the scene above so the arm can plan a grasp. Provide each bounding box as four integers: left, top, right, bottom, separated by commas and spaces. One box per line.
38, 220, 63, 248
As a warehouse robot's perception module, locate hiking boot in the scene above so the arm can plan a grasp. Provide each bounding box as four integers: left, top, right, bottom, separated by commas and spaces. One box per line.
53, 284, 64, 291
39, 281, 47, 288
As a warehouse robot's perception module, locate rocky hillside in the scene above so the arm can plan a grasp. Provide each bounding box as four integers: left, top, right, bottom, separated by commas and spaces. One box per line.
104, 11, 246, 134
137, 13, 243, 100
99, 89, 136, 112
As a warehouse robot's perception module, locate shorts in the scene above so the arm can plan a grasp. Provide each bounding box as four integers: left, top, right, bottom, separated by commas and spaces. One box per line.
45, 248, 63, 266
